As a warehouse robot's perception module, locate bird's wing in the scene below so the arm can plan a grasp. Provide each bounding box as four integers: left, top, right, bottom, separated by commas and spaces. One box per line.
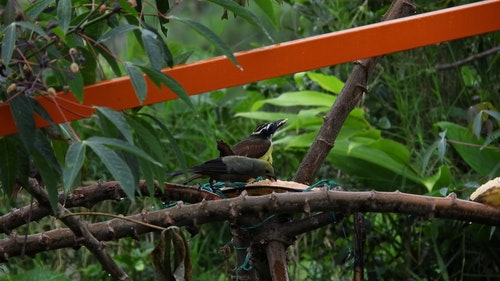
232, 141, 271, 159
190, 158, 228, 174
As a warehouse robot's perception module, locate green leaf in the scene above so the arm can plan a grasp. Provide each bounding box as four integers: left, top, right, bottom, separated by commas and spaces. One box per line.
251, 91, 336, 111
139, 158, 156, 196
95, 45, 122, 77
85, 139, 137, 200
77, 47, 97, 85
10, 93, 35, 153
168, 16, 240, 68
254, 0, 279, 29
173, 51, 194, 65
472, 111, 482, 138
137, 65, 194, 110
117, 0, 139, 17
485, 109, 500, 122
2, 23, 16, 66
34, 130, 62, 174
63, 141, 86, 193
329, 137, 424, 192
482, 130, 500, 149
422, 165, 452, 192
125, 116, 166, 194
96, 107, 133, 144
48, 26, 66, 42
25, 0, 54, 20
32, 131, 62, 214
141, 28, 167, 70
124, 61, 147, 103
139, 113, 187, 172
68, 70, 84, 102
436, 121, 500, 177
15, 21, 49, 39
206, 0, 274, 43
0, 137, 19, 198
31, 99, 55, 126
57, 0, 72, 34
307, 72, 344, 94
88, 136, 162, 166
97, 24, 139, 43
437, 130, 447, 160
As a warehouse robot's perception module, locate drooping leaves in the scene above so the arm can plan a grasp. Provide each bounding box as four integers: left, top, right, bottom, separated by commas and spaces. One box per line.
85, 138, 137, 200
307, 72, 344, 94
1, 23, 16, 66
96, 107, 134, 144
0, 137, 20, 198
140, 28, 170, 70
124, 61, 147, 103
168, 16, 240, 68
151, 227, 192, 281
436, 121, 500, 177
137, 65, 194, 110
254, 0, 279, 29
32, 130, 63, 214
63, 141, 86, 193
97, 24, 140, 43
68, 69, 84, 102
139, 113, 188, 174
10, 93, 35, 153
206, 0, 274, 43
57, 0, 72, 34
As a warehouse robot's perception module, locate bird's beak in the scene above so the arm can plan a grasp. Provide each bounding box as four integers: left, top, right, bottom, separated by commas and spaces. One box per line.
272, 118, 287, 131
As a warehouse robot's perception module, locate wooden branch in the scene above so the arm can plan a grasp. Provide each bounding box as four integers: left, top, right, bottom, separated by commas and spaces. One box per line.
293, 0, 417, 184
0, 180, 219, 235
2, 190, 499, 262
23, 178, 130, 281
353, 213, 366, 281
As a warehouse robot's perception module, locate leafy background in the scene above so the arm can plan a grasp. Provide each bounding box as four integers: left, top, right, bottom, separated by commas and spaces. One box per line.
0, 0, 499, 280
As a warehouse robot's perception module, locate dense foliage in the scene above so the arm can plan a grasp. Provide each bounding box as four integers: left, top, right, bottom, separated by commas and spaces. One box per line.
0, 0, 499, 280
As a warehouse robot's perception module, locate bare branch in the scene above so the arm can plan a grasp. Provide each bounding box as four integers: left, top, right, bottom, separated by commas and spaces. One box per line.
436, 45, 500, 70
23, 178, 130, 280
0, 180, 219, 235
2, 190, 499, 262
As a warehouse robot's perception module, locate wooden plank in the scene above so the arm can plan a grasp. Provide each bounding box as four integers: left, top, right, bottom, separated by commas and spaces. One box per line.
1, 0, 499, 136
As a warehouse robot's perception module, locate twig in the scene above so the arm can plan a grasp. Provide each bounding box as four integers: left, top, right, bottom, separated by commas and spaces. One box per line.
60, 211, 167, 231
435, 46, 500, 70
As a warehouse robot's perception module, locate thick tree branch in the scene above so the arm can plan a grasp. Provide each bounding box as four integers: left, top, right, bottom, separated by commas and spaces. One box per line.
0, 180, 219, 235
293, 0, 417, 184
2, 190, 499, 262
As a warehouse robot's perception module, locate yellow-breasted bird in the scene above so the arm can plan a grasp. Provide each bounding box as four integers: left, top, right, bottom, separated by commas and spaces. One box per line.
184, 155, 275, 184
218, 119, 287, 165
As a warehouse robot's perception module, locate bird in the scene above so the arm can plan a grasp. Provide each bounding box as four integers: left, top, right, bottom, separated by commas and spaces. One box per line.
184, 155, 276, 185
218, 118, 287, 165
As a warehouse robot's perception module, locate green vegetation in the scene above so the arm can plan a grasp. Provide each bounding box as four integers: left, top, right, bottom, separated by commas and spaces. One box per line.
1, 0, 499, 280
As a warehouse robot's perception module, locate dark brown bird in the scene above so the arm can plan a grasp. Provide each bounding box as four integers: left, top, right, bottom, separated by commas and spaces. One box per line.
218, 119, 287, 165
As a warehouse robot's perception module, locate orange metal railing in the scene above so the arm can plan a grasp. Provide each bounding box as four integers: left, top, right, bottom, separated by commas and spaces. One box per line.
1, 0, 499, 136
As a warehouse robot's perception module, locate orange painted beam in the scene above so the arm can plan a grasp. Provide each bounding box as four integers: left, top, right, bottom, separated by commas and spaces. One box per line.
1, 0, 499, 136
